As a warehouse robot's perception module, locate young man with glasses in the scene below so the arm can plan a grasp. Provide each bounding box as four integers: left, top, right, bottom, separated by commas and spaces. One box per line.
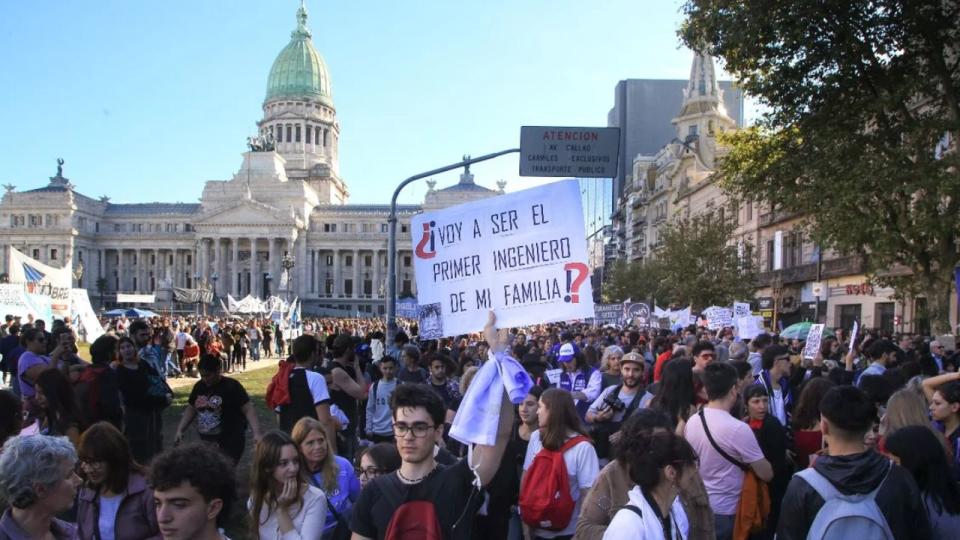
349, 313, 515, 540
755, 344, 794, 426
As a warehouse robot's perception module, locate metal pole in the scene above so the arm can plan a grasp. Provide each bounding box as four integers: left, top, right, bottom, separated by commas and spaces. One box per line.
814, 244, 823, 323
386, 148, 520, 344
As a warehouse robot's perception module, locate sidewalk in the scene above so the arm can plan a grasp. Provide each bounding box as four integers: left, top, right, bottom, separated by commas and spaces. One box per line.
166, 356, 280, 390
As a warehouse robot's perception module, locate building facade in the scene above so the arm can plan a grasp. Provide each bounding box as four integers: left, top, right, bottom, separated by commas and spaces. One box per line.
0, 3, 501, 316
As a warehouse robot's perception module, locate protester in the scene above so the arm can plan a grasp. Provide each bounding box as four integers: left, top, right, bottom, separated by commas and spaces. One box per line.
276, 335, 335, 439
755, 344, 794, 426
16, 325, 55, 419
885, 425, 960, 539
364, 355, 397, 444
880, 388, 951, 456
649, 358, 697, 433
742, 384, 791, 539
777, 385, 931, 539
34, 368, 82, 447
150, 443, 236, 540
76, 334, 123, 430
790, 377, 835, 467
0, 390, 22, 447
116, 335, 168, 464
0, 434, 81, 540
354, 443, 401, 490
684, 362, 772, 540
350, 314, 515, 540
922, 373, 960, 473
292, 417, 360, 540
521, 388, 599, 540
586, 351, 645, 462
175, 354, 262, 463
747, 334, 772, 376
0, 324, 23, 395
326, 335, 367, 460
396, 344, 428, 383
75, 422, 160, 540
599, 346, 624, 388
601, 429, 699, 540
427, 353, 461, 411
556, 346, 603, 419
248, 430, 327, 540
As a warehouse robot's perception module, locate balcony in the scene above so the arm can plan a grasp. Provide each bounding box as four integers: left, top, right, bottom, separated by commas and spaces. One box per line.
756, 262, 818, 287
631, 195, 648, 209
821, 255, 865, 278
759, 209, 800, 227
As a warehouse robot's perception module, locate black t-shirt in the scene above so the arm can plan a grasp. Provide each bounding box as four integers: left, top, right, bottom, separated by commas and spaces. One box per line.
349, 459, 483, 540
397, 366, 428, 384
188, 376, 250, 454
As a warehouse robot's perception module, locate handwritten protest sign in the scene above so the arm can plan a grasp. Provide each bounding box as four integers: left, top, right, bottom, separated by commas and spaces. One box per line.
803, 324, 826, 359
625, 303, 651, 328
703, 306, 734, 330
733, 302, 751, 319
736, 315, 765, 340
849, 321, 859, 352
411, 179, 593, 338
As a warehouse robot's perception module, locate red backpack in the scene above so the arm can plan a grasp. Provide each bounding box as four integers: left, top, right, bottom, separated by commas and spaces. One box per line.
383, 500, 443, 540
265, 360, 295, 410
519, 435, 592, 531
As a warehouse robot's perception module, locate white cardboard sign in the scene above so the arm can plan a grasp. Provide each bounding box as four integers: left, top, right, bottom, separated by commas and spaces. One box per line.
411, 179, 594, 338
803, 324, 826, 359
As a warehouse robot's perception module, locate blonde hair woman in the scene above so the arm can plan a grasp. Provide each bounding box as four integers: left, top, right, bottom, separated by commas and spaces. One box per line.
292, 417, 360, 539
248, 430, 326, 540
880, 388, 951, 456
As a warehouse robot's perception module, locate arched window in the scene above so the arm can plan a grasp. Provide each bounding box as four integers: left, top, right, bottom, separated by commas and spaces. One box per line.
315, 126, 321, 146
276, 123, 283, 142
295, 125, 301, 142
305, 124, 312, 144
286, 125, 292, 142
323, 129, 328, 147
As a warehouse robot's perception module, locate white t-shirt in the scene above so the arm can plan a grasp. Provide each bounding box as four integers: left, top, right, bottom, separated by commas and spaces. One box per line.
175, 331, 189, 350
522, 430, 600, 538
98, 494, 123, 540
683, 407, 764, 516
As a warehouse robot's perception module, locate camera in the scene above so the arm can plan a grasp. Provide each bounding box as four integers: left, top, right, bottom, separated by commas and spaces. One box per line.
602, 393, 625, 412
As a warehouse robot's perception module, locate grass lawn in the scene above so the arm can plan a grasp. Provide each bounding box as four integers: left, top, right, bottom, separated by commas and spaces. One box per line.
161, 363, 279, 540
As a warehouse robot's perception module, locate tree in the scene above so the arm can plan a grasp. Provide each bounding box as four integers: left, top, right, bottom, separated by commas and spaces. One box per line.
682, 0, 960, 332
653, 210, 757, 309
603, 258, 664, 304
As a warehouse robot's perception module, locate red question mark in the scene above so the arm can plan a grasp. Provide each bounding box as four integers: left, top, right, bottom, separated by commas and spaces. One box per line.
563, 262, 589, 303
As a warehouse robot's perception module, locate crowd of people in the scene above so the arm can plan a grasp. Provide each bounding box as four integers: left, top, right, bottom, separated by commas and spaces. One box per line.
1, 308, 959, 539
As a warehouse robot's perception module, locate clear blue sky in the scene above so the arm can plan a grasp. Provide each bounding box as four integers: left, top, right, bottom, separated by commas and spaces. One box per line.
0, 0, 739, 206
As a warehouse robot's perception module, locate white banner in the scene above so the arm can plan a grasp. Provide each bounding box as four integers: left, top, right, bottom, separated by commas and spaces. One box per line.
703, 306, 734, 330
410, 179, 594, 338
70, 289, 105, 343
733, 302, 752, 319
0, 284, 52, 324
803, 324, 826, 359
6, 246, 72, 318
116, 293, 156, 304
736, 315, 766, 340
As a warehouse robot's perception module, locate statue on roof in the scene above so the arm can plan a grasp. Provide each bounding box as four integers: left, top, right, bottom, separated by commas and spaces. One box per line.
247, 132, 276, 152
3, 184, 15, 194
56, 158, 64, 177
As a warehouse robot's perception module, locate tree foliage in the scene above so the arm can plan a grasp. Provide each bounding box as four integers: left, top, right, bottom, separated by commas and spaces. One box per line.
605, 211, 756, 309
682, 0, 960, 331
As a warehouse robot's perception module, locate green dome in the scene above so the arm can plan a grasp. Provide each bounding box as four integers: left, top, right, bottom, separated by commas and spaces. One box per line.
265, 2, 332, 105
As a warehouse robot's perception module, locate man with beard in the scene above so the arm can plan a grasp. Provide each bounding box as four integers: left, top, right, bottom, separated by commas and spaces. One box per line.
585, 351, 646, 462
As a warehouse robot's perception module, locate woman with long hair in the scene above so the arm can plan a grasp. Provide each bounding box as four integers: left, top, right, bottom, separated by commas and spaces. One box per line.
602, 429, 699, 539
600, 346, 624, 389
249, 430, 326, 540
34, 368, 81, 447
292, 418, 360, 540
649, 359, 697, 434
521, 388, 599, 540
791, 377, 835, 467
880, 388, 951, 456
116, 335, 167, 465
742, 385, 790, 539
886, 425, 960, 539
75, 422, 160, 540
354, 443, 401, 490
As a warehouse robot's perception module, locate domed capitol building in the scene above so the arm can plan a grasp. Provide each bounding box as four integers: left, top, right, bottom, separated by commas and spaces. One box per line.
0, 2, 502, 315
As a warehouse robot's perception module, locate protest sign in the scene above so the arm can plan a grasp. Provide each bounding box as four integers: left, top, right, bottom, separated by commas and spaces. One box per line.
7, 247, 72, 318
544, 368, 562, 385
736, 315, 765, 340
411, 179, 593, 337
70, 289, 105, 343
803, 324, 826, 359
593, 304, 622, 326
625, 303, 651, 328
396, 298, 419, 319
733, 302, 751, 319
703, 306, 734, 330
0, 284, 53, 324
849, 321, 859, 352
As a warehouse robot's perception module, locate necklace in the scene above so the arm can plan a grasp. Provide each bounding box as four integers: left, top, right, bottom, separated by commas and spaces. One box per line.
397, 464, 436, 484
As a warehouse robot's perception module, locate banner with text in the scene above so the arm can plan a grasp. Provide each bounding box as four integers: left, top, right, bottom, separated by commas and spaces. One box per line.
593, 304, 622, 326
6, 246, 72, 318
411, 179, 593, 338
70, 289, 105, 343
803, 324, 826, 359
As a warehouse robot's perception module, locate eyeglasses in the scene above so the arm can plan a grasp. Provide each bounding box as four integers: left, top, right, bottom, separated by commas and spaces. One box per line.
393, 423, 436, 438
355, 466, 383, 479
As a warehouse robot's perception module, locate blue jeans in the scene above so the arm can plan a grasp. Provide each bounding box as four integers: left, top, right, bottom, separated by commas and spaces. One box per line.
249, 339, 260, 361
164, 352, 181, 377
715, 514, 735, 540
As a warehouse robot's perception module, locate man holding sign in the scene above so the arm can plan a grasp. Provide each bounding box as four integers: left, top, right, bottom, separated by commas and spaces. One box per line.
410, 179, 594, 338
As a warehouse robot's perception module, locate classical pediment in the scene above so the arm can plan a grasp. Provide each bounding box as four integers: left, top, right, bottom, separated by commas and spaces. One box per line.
194, 199, 299, 227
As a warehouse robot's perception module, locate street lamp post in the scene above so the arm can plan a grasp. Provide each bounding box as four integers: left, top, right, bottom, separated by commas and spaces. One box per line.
386, 148, 520, 344
73, 259, 85, 288
281, 253, 295, 307
210, 272, 219, 313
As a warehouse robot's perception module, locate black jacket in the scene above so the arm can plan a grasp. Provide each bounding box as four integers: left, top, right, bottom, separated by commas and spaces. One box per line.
776, 450, 930, 540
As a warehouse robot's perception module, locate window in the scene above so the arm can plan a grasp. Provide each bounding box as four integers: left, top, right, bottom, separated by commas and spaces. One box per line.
401, 279, 412, 296
276, 124, 282, 142
363, 279, 372, 295
29, 215, 42, 227
325, 279, 333, 295
295, 125, 301, 142
286, 125, 292, 142
343, 223, 355, 233
688, 125, 698, 137
838, 304, 861, 333
315, 127, 321, 145
186, 254, 192, 265
32, 249, 40, 259
50, 249, 58, 260
95, 222, 99, 232
325, 255, 333, 266
364, 255, 372, 267
381, 224, 388, 233
169, 255, 174, 265
305, 124, 312, 143
323, 129, 328, 147
876, 303, 895, 334
746, 202, 753, 221
323, 223, 337, 233
345, 255, 353, 267
403, 256, 411, 267
344, 279, 353, 296
766, 239, 775, 271
786, 232, 803, 268
401, 225, 408, 233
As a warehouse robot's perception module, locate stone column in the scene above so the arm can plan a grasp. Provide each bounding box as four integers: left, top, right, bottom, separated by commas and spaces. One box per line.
332, 249, 342, 298
296, 234, 307, 299
373, 250, 381, 299
231, 238, 240, 297
249, 237, 259, 298
352, 249, 360, 299
268, 237, 277, 298
310, 250, 316, 294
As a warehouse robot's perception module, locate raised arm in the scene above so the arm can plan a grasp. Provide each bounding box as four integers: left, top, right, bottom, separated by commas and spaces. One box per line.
922, 371, 960, 401
469, 311, 517, 487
